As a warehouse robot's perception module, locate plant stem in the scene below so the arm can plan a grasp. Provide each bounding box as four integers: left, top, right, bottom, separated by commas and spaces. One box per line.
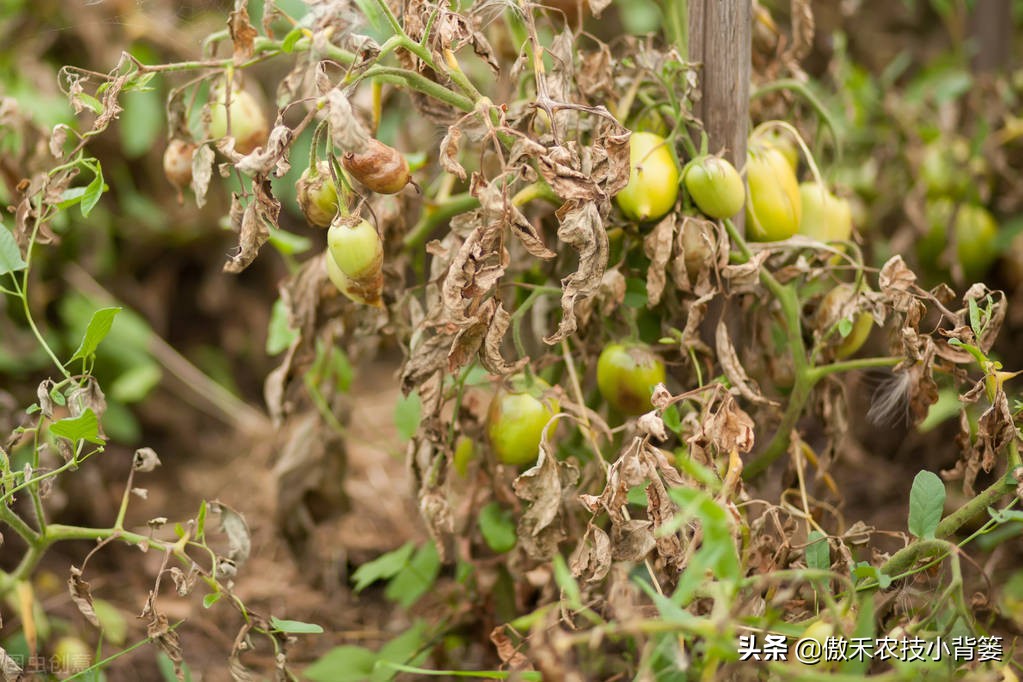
807, 356, 902, 381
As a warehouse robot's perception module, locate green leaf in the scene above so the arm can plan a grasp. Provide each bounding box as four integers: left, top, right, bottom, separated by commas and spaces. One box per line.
93, 598, 127, 645
0, 223, 26, 276
266, 297, 298, 356
477, 502, 517, 553
303, 646, 378, 682
805, 530, 830, 572
908, 469, 945, 539
202, 592, 221, 609
80, 166, 105, 217
374, 621, 429, 681
351, 0, 394, 40
270, 616, 324, 634
838, 317, 853, 338
68, 307, 122, 364
351, 542, 415, 593
119, 88, 163, 159
268, 228, 312, 256
854, 561, 892, 589
552, 554, 581, 610
662, 404, 682, 433
50, 408, 104, 445
394, 392, 421, 442
385, 543, 441, 608
108, 362, 162, 403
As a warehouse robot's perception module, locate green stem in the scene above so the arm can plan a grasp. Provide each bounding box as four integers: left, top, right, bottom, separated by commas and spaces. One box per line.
807, 356, 902, 382
0, 502, 40, 544
877, 466, 1018, 583
750, 79, 839, 146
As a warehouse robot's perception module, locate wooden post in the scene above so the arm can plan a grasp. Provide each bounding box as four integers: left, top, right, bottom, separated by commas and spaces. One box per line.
969, 0, 1011, 74
689, 0, 752, 231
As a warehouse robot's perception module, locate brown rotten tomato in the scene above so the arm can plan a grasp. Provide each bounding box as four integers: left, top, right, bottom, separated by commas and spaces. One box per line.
163, 138, 196, 192
596, 342, 666, 415
341, 138, 411, 194
487, 376, 560, 466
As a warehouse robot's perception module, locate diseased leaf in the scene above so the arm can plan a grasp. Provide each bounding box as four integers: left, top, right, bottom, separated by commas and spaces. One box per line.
908, 470, 945, 539
544, 201, 608, 344
68, 566, 100, 627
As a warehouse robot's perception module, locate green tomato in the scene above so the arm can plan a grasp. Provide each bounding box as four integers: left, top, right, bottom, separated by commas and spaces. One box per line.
487, 376, 560, 466
684, 155, 745, 219
208, 83, 269, 155
596, 342, 666, 415
327, 218, 383, 279
615, 132, 680, 222
745, 142, 801, 242
817, 284, 873, 359
919, 199, 998, 281
297, 161, 340, 228
921, 139, 971, 199
759, 128, 799, 172
53, 636, 92, 674
798, 182, 853, 244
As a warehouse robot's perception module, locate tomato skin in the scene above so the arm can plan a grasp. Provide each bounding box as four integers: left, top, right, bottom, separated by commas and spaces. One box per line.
798, 183, 853, 244
684, 156, 745, 219
487, 377, 560, 466
208, 84, 268, 155
341, 139, 411, 194
596, 343, 666, 415
324, 249, 384, 307
615, 132, 680, 222
919, 199, 998, 281
163, 139, 195, 191
327, 218, 383, 279
297, 161, 340, 228
817, 284, 873, 359
745, 142, 801, 241
53, 636, 92, 673
760, 128, 799, 172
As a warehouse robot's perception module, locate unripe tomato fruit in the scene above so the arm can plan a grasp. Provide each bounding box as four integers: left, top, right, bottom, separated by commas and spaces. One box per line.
163, 139, 195, 191
919, 199, 998, 281
297, 161, 340, 228
817, 284, 873, 359
921, 139, 971, 199
596, 342, 666, 415
323, 249, 384, 308
53, 636, 92, 673
759, 128, 799, 172
615, 132, 679, 223
684, 155, 745, 219
341, 138, 411, 194
327, 218, 383, 279
798, 183, 853, 244
487, 376, 560, 466
745, 142, 801, 242
208, 83, 269, 155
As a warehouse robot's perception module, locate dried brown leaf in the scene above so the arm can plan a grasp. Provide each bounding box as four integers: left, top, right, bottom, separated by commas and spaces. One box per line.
68, 566, 100, 627
513, 436, 580, 560
544, 201, 608, 344
439, 126, 467, 181
229, 3, 258, 62
716, 315, 778, 407
643, 213, 675, 306
569, 524, 612, 583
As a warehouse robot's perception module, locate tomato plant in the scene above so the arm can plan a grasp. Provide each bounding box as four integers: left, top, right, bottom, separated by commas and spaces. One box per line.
596, 342, 666, 415
745, 141, 801, 241
919, 199, 999, 281
487, 376, 559, 466
297, 161, 342, 228
341, 138, 411, 194
798, 182, 853, 244
683, 155, 745, 220
207, 81, 269, 155
615, 132, 679, 222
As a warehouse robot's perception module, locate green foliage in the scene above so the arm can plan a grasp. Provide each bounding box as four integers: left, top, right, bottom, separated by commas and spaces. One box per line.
908, 470, 946, 540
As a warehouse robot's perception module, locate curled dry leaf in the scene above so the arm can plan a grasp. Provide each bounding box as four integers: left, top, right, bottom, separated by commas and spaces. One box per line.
569, 523, 612, 583
210, 500, 252, 568
544, 201, 607, 344
223, 180, 280, 274
716, 314, 778, 407
512, 437, 580, 560
644, 214, 676, 306
133, 447, 161, 472
68, 565, 100, 628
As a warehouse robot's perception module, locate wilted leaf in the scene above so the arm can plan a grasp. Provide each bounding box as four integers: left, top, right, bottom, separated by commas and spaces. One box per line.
133, 447, 161, 472
68, 566, 100, 627
544, 201, 607, 344
513, 437, 580, 560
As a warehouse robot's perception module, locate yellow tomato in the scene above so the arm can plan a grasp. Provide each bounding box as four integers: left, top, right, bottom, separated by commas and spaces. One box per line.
615, 132, 680, 222
745, 142, 801, 241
